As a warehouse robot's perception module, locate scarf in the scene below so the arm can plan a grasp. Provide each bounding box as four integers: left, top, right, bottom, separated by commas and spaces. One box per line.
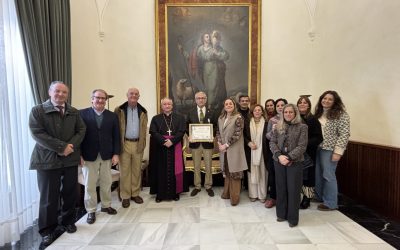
249, 117, 265, 184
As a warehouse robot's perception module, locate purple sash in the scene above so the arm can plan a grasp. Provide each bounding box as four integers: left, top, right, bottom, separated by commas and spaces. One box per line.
164, 135, 183, 193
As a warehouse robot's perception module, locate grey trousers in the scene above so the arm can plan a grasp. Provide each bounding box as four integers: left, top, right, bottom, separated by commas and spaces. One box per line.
274, 160, 303, 225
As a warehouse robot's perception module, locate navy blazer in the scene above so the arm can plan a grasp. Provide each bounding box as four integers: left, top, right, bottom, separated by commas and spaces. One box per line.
80, 108, 121, 161
186, 107, 217, 149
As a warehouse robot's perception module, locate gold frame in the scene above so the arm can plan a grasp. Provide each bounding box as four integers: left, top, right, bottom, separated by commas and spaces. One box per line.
155, 0, 261, 112
189, 123, 214, 142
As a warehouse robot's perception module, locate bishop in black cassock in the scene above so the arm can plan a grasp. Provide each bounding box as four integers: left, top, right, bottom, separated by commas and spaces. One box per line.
148, 98, 188, 202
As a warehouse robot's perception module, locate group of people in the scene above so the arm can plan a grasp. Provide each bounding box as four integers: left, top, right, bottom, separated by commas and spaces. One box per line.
29, 82, 149, 247
236, 92, 350, 227
29, 81, 350, 247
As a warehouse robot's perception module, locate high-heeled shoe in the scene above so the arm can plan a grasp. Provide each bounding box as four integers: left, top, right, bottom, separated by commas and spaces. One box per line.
300, 196, 310, 209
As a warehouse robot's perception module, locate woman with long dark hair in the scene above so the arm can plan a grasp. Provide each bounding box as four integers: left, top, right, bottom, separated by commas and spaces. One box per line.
314, 91, 350, 211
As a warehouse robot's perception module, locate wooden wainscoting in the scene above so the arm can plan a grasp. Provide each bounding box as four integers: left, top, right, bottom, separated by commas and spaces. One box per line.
337, 141, 400, 221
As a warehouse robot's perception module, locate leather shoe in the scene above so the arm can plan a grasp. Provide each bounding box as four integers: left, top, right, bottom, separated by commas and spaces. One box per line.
87, 212, 96, 224
190, 188, 201, 197
317, 204, 335, 211
122, 199, 130, 208
277, 217, 286, 222
131, 196, 144, 204
42, 233, 54, 246
155, 198, 162, 203
206, 188, 214, 197
265, 199, 276, 208
101, 207, 117, 215
64, 224, 77, 233
174, 195, 180, 201
289, 223, 298, 227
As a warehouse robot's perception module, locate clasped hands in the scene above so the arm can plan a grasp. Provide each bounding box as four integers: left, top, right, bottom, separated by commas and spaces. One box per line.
248, 142, 258, 150
164, 139, 173, 148
278, 154, 292, 166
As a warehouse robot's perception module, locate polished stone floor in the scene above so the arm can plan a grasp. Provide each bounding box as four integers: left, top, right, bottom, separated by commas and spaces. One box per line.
35, 187, 395, 250
2, 187, 399, 250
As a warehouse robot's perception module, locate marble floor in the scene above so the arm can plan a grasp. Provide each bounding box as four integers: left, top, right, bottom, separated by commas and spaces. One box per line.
43, 187, 395, 250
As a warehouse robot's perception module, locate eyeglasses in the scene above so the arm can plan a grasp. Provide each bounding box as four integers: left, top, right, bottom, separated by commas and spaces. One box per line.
93, 96, 107, 100
196, 97, 206, 100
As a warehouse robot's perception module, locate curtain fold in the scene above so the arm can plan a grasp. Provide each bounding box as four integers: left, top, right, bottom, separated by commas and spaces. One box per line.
0, 0, 39, 246
14, 0, 71, 104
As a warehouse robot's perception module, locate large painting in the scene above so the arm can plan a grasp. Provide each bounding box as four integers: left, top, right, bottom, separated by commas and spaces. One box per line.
156, 0, 261, 116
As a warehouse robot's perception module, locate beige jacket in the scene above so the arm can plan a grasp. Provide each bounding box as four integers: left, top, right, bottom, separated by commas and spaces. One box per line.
114, 102, 148, 153
217, 113, 248, 173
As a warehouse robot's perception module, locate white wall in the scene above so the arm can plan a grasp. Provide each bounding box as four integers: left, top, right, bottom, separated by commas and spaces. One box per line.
71, 0, 400, 147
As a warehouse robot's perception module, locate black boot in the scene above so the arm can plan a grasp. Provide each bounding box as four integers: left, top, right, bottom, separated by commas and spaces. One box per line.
300, 196, 310, 209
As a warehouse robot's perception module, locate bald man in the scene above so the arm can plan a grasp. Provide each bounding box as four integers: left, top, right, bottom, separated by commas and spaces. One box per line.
115, 88, 148, 208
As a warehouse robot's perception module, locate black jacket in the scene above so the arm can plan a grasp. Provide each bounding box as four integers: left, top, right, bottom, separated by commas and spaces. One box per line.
80, 108, 121, 161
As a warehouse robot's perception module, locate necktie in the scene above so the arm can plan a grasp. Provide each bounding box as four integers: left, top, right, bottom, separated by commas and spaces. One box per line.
199, 108, 204, 123
56, 105, 64, 117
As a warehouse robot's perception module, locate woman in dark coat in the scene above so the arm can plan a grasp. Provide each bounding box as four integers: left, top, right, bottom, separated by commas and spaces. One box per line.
270, 104, 308, 227
297, 96, 323, 209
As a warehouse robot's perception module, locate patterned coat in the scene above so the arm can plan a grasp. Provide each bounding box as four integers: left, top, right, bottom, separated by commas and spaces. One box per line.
319, 112, 350, 155
217, 113, 248, 173
270, 123, 308, 162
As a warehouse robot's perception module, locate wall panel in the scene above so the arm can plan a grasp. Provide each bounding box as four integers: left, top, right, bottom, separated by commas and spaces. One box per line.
338, 141, 400, 220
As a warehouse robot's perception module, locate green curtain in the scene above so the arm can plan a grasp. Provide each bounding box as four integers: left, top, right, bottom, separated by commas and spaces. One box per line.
14, 0, 71, 104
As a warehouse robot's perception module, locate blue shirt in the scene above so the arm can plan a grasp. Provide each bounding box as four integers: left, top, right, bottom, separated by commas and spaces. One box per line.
125, 106, 139, 139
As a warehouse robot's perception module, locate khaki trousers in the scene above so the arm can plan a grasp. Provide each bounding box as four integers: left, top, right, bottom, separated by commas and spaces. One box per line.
120, 141, 143, 199
82, 155, 112, 212
191, 145, 213, 189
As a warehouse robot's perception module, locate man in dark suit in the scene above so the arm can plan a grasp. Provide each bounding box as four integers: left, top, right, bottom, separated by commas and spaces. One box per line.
238, 94, 251, 190
80, 89, 121, 224
29, 81, 86, 247
187, 91, 217, 197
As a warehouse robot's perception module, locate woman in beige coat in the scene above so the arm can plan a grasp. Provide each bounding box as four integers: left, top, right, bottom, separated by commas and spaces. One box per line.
216, 98, 248, 206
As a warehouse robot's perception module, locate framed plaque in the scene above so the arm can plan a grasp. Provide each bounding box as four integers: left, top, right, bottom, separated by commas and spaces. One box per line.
189, 124, 213, 142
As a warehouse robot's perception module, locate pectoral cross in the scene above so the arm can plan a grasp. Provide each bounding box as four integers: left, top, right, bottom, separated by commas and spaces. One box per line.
167, 129, 172, 136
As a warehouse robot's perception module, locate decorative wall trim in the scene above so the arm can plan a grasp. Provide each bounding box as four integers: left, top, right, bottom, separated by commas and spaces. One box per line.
304, 0, 317, 41
337, 141, 400, 221
94, 0, 110, 41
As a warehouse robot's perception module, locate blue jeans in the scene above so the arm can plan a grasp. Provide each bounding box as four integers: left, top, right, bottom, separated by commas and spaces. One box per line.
315, 148, 338, 209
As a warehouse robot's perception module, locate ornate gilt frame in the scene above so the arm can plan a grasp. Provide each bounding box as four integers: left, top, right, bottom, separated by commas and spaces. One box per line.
155, 0, 261, 112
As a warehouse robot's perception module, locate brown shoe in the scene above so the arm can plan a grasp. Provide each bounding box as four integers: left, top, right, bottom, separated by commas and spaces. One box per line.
122, 199, 130, 208
131, 196, 144, 204
317, 204, 335, 211
265, 199, 276, 208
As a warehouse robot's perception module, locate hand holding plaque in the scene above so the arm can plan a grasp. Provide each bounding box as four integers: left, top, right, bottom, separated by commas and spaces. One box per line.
189, 124, 213, 142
